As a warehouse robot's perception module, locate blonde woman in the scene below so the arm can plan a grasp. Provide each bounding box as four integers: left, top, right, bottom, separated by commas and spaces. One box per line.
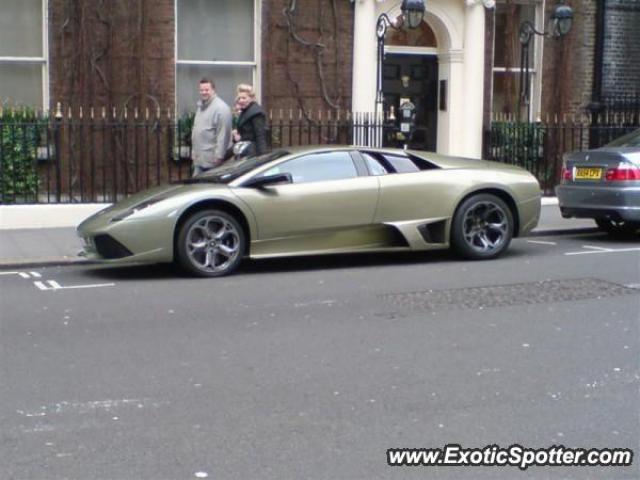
232, 84, 268, 156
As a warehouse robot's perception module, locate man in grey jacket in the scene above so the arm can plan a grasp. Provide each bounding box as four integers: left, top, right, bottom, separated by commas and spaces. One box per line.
191, 78, 233, 176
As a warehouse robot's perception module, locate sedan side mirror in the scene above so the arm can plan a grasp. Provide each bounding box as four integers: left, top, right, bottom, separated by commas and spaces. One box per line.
242, 172, 293, 189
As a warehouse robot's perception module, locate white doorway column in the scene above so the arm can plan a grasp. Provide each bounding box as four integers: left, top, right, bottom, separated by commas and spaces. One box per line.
461, 1, 486, 158
352, 0, 377, 113
437, 51, 464, 156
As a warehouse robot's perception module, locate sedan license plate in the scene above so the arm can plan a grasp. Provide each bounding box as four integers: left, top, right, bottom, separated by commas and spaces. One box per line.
574, 167, 602, 180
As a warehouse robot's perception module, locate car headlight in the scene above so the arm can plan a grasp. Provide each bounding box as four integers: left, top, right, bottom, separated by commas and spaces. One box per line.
110, 199, 163, 222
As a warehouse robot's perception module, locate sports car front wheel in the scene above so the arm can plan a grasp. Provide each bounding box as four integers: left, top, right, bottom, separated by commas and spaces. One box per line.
176, 209, 246, 277
451, 194, 514, 260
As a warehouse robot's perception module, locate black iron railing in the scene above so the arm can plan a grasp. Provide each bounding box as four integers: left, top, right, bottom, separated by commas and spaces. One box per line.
2, 106, 638, 203
485, 114, 639, 194
0, 108, 402, 204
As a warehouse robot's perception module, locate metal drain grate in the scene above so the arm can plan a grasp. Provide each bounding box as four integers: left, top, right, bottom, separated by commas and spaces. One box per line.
382, 278, 639, 311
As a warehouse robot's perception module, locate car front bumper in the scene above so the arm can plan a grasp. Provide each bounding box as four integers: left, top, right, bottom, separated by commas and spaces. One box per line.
77, 214, 176, 264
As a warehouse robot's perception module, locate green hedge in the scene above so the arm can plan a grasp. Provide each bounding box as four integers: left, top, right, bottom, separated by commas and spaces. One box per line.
0, 109, 47, 203
490, 121, 545, 171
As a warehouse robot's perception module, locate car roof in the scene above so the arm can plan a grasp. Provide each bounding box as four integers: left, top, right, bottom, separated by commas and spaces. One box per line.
278, 145, 491, 169
279, 145, 400, 154
278, 144, 443, 159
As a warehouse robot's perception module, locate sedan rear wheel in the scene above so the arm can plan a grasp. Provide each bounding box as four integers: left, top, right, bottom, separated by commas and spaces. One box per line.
176, 210, 245, 277
595, 218, 640, 238
451, 194, 514, 260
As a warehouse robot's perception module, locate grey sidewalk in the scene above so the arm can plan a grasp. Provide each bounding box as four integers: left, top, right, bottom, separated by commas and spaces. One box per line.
0, 202, 597, 269
0, 227, 86, 268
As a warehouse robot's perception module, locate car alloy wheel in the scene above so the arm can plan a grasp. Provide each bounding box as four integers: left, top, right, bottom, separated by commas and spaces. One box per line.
595, 218, 640, 238
177, 210, 245, 277
451, 194, 513, 260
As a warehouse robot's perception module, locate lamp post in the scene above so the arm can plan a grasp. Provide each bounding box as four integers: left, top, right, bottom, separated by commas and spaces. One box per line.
375, 0, 426, 112
518, 0, 573, 121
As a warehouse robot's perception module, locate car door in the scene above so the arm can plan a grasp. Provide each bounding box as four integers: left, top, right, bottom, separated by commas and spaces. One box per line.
233, 150, 379, 240
360, 150, 459, 222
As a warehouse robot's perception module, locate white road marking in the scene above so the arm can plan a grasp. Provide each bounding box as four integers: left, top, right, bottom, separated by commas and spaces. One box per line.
527, 240, 557, 245
33, 280, 115, 291
581, 245, 612, 251
34, 281, 55, 291
49, 282, 116, 290
1, 271, 42, 278
5, 271, 115, 291
565, 247, 640, 256
626, 284, 640, 289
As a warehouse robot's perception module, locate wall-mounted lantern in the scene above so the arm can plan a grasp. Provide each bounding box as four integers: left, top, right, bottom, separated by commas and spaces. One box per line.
519, 0, 573, 120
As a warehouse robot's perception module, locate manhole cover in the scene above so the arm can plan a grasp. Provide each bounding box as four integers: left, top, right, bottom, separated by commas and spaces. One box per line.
382, 278, 638, 311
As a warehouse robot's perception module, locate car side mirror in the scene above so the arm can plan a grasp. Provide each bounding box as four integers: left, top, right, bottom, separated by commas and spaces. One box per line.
242, 172, 292, 189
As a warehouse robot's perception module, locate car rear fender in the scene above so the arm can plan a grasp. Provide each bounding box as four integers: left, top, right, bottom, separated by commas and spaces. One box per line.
454, 188, 521, 237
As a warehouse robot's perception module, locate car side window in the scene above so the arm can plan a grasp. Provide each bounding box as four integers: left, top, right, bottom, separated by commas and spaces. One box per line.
361, 153, 389, 176
381, 154, 421, 173
261, 151, 358, 184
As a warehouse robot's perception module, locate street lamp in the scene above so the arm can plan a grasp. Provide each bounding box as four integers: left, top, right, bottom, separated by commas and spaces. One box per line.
376, 0, 426, 110
549, 2, 574, 37
518, 0, 573, 120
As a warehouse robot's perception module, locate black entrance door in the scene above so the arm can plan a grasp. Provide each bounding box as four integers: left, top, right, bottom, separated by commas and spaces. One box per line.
381, 54, 438, 151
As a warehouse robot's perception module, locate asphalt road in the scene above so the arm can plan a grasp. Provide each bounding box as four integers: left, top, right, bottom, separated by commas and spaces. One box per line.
1, 231, 639, 480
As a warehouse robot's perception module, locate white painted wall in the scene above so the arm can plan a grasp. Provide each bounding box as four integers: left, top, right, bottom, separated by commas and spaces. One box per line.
351, 0, 378, 114
461, 1, 486, 158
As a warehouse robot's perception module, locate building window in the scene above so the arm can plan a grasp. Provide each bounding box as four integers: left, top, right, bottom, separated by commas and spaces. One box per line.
176, 0, 259, 116
0, 0, 48, 109
492, 0, 543, 119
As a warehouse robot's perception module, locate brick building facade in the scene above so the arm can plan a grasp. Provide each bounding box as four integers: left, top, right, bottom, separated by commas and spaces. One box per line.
600, 0, 640, 98
45, 0, 355, 117
538, 0, 640, 118
539, 0, 597, 117
1, 0, 638, 152
48, 0, 176, 112
261, 0, 354, 114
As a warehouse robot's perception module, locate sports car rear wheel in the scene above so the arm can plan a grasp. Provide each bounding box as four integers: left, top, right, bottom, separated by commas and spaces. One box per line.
451, 194, 513, 260
176, 210, 245, 277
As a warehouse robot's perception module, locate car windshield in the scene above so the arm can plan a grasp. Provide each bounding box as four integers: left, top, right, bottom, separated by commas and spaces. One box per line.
183, 149, 291, 184
605, 129, 640, 148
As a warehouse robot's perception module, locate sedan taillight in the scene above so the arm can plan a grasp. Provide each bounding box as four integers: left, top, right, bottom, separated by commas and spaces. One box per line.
561, 166, 572, 181
605, 164, 640, 181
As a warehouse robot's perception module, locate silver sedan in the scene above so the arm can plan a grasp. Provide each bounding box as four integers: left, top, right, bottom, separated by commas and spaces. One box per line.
556, 128, 640, 236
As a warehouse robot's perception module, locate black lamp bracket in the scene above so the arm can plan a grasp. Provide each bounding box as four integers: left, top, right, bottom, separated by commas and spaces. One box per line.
376, 12, 402, 39
519, 20, 546, 46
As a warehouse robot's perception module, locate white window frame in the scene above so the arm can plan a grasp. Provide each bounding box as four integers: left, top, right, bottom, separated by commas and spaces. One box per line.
0, 0, 49, 109
493, 0, 545, 120
174, 0, 261, 114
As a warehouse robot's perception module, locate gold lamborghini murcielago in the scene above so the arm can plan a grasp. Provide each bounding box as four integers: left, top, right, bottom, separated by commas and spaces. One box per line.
77, 146, 541, 277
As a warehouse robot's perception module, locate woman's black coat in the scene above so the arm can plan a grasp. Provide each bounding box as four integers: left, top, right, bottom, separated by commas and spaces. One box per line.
237, 102, 268, 155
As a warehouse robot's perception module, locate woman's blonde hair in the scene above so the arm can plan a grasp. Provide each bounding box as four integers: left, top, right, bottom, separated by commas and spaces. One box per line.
236, 84, 256, 98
